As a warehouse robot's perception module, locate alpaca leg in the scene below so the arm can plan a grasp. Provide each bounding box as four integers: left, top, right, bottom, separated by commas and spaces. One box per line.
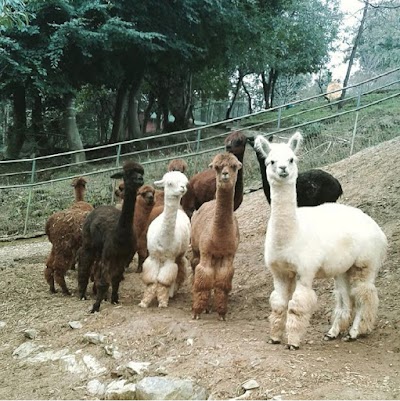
192, 262, 214, 319
77, 247, 95, 300
269, 272, 296, 344
286, 282, 317, 350
139, 257, 159, 307
44, 266, 56, 293
111, 270, 124, 304
91, 263, 110, 313
156, 284, 170, 308
139, 283, 158, 308
325, 274, 352, 340
345, 266, 379, 341
214, 259, 234, 320
175, 254, 188, 296
157, 261, 178, 307
54, 268, 71, 296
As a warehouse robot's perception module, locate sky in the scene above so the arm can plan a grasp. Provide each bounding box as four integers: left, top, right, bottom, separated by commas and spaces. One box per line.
329, 0, 364, 80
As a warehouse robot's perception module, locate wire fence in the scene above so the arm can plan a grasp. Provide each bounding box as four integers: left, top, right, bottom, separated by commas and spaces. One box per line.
0, 67, 399, 239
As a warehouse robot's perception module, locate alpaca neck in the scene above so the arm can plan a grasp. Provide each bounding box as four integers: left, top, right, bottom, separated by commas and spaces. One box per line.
269, 181, 299, 245
118, 186, 136, 234
159, 196, 181, 236
212, 184, 235, 235
256, 152, 271, 203
233, 153, 244, 209
75, 187, 85, 202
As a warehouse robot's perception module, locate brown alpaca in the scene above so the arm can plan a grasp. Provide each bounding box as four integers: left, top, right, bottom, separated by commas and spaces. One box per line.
44, 177, 94, 295
191, 152, 242, 320
181, 131, 247, 218
134, 185, 156, 272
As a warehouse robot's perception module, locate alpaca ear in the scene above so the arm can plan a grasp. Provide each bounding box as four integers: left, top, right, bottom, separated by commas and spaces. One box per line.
154, 179, 165, 188
237, 161, 243, 170
254, 135, 272, 159
208, 162, 213, 169
111, 172, 123, 179
288, 131, 303, 154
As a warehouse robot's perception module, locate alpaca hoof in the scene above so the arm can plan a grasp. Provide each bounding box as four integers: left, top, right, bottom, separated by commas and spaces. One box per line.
268, 339, 281, 345
62, 290, 71, 296
138, 301, 148, 308
218, 314, 226, 321
91, 304, 100, 313
80, 295, 87, 301
324, 333, 337, 341
158, 303, 168, 308
112, 300, 119, 305
342, 333, 357, 342
287, 344, 300, 351
50, 288, 57, 294
192, 314, 200, 320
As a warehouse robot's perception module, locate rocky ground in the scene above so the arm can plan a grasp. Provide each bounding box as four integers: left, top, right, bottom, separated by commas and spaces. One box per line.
0, 137, 399, 400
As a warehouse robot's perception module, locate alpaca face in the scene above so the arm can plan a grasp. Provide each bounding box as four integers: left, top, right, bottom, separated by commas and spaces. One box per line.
224, 131, 247, 156
210, 153, 242, 187
154, 171, 188, 197
255, 132, 302, 186
138, 185, 155, 206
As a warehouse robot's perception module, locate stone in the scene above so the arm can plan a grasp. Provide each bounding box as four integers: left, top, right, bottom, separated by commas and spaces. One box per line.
83, 354, 107, 376
12, 342, 43, 359
87, 379, 105, 396
26, 348, 70, 363
0, 321, 6, 329
242, 379, 259, 391
83, 332, 107, 345
69, 321, 83, 329
105, 379, 136, 400
136, 376, 208, 400
23, 329, 39, 339
126, 361, 151, 375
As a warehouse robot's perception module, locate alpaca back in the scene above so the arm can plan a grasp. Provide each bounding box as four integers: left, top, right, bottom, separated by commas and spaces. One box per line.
266, 202, 387, 278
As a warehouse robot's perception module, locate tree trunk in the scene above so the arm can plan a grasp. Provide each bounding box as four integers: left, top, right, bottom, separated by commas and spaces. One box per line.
270, 69, 279, 108
142, 91, 155, 135
261, 71, 270, 109
32, 91, 46, 153
5, 85, 26, 159
65, 93, 86, 163
127, 78, 143, 140
339, 1, 369, 109
241, 80, 253, 114
109, 80, 129, 143
226, 70, 244, 120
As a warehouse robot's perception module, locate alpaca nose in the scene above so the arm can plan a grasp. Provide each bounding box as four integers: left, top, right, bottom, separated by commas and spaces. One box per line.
222, 172, 229, 181
278, 166, 288, 177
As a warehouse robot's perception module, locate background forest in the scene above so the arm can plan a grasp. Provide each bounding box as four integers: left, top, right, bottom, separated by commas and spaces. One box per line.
0, 0, 399, 161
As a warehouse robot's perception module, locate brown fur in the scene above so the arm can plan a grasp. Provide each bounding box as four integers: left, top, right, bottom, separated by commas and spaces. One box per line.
44, 177, 93, 295
181, 131, 247, 218
168, 159, 188, 174
191, 153, 242, 320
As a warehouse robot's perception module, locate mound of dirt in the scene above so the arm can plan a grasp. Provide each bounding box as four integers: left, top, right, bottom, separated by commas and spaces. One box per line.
0, 138, 399, 400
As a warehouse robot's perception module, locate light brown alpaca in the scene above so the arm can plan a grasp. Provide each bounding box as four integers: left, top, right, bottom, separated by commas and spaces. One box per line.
168, 158, 188, 174
191, 152, 242, 320
44, 177, 94, 295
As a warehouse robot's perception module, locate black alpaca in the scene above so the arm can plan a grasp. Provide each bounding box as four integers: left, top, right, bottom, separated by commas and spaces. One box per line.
78, 161, 144, 312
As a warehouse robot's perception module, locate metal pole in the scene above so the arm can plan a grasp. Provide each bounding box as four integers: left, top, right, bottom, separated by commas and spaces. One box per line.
23, 157, 36, 236
277, 107, 282, 129
111, 144, 122, 204
350, 92, 362, 156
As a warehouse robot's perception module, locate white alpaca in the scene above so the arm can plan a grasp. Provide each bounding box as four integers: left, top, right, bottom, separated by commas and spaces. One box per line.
254, 132, 387, 350
139, 171, 191, 308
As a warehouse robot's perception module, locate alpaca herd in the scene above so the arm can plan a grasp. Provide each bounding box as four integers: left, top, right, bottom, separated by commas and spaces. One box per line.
43, 129, 387, 350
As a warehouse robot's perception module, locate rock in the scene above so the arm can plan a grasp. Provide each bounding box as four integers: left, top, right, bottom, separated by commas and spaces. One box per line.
69, 321, 83, 329
242, 379, 259, 391
23, 329, 39, 339
0, 321, 6, 329
136, 376, 208, 400
60, 354, 85, 375
83, 354, 107, 376
104, 344, 122, 359
105, 379, 136, 400
126, 361, 151, 375
83, 332, 107, 345
87, 379, 105, 396
12, 342, 43, 359
26, 348, 70, 363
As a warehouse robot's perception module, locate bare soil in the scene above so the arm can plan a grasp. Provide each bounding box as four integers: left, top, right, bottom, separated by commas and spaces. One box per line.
0, 137, 399, 400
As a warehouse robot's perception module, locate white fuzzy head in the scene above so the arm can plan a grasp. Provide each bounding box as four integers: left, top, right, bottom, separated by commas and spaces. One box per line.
254, 131, 302, 186
154, 171, 188, 197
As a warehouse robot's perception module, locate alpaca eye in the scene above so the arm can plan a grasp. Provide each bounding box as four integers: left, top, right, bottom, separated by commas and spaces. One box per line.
289, 158, 294, 163
270, 160, 275, 165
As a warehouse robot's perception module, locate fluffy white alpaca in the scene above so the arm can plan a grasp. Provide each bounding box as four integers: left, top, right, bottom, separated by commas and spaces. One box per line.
139, 171, 191, 308
255, 132, 387, 350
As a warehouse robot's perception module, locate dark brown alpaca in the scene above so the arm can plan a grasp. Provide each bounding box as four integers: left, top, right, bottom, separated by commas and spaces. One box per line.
191, 152, 242, 320
44, 177, 93, 295
78, 161, 144, 312
181, 131, 247, 218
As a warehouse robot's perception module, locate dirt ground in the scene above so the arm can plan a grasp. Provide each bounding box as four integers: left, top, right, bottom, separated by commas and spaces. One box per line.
0, 137, 399, 400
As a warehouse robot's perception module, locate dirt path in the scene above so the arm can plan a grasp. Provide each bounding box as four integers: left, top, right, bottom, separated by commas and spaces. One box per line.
0, 138, 399, 400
